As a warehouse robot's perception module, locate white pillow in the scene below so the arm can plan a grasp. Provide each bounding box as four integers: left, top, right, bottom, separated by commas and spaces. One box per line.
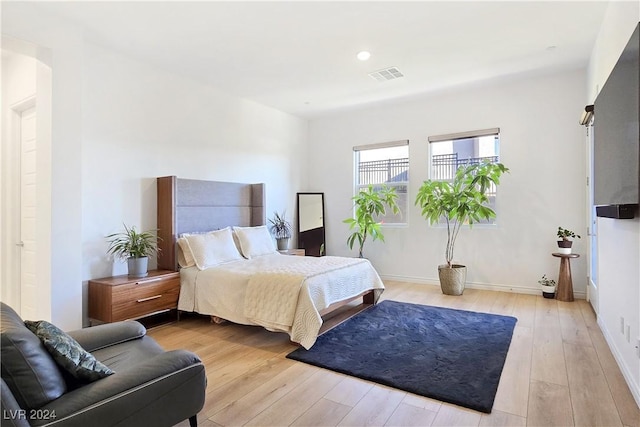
182, 227, 243, 270
177, 237, 196, 268
233, 225, 277, 259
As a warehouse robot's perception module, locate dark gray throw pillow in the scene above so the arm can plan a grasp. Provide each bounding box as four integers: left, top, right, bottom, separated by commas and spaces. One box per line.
24, 320, 114, 382
1, 303, 67, 410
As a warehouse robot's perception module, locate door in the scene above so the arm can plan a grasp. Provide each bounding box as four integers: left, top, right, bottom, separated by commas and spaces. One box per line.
2, 45, 52, 322
19, 105, 38, 320
586, 122, 598, 314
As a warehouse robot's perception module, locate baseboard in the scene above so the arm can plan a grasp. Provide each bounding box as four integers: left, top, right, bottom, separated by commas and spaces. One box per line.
379, 274, 587, 299
598, 318, 640, 409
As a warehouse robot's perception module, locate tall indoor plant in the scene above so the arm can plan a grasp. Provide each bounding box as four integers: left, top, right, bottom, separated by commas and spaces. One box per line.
343, 185, 400, 258
415, 162, 509, 295
269, 211, 293, 250
106, 224, 160, 277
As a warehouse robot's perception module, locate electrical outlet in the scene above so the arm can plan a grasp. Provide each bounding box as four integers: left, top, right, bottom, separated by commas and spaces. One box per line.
620, 317, 625, 333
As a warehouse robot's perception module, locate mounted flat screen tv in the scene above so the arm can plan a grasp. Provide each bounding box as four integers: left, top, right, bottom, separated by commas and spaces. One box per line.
593, 23, 639, 219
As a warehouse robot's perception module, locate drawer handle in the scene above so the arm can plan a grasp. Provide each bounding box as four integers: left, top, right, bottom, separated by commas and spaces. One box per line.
137, 295, 162, 303
135, 277, 164, 285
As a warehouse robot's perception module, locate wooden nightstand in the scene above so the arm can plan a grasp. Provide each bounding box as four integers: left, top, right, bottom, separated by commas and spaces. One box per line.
88, 269, 180, 324
278, 249, 305, 256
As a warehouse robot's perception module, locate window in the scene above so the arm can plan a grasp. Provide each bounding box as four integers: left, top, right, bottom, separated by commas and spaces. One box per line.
428, 128, 500, 224
354, 140, 409, 225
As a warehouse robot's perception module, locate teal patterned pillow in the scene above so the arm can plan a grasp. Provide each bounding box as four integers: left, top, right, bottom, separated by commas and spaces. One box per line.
24, 320, 114, 382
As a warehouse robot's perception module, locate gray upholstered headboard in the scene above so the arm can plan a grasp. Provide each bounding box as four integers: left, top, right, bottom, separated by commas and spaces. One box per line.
156, 176, 266, 271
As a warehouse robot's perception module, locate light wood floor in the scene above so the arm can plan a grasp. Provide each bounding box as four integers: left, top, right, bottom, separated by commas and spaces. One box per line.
148, 281, 640, 427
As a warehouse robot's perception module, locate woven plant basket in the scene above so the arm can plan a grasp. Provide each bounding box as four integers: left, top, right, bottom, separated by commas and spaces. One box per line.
438, 264, 467, 296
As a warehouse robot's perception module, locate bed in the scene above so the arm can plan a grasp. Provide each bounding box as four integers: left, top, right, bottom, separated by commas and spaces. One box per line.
156, 176, 384, 348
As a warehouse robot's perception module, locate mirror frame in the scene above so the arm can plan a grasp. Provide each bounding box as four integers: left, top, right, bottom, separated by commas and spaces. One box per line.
296, 192, 325, 256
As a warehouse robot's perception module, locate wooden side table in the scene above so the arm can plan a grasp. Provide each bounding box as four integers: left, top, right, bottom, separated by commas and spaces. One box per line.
278, 249, 305, 256
552, 253, 579, 302
88, 269, 180, 324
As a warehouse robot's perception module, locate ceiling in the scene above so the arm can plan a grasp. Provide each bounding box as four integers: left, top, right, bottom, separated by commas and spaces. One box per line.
17, 1, 610, 118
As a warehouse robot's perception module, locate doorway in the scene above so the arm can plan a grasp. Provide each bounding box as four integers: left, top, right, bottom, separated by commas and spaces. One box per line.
586, 122, 598, 314
1, 42, 52, 320
17, 102, 38, 319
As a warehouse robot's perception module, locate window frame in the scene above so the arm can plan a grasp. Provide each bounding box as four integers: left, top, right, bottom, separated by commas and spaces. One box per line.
353, 140, 409, 226
427, 128, 501, 227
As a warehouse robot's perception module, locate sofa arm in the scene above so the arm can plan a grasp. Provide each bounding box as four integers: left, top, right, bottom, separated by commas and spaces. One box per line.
1, 378, 30, 427
66, 321, 146, 352
32, 350, 204, 427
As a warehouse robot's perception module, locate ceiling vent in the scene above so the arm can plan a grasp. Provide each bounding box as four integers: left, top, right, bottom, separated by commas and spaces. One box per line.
368, 67, 404, 82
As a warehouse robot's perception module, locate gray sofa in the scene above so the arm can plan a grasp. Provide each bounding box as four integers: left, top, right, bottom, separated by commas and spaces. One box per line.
1, 302, 206, 427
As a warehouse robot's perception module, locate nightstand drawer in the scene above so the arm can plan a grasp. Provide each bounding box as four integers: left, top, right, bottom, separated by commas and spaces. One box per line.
88, 270, 180, 323
111, 278, 180, 321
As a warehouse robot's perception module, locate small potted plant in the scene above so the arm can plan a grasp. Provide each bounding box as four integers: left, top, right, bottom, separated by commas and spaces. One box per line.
343, 184, 400, 258
107, 224, 160, 277
269, 211, 293, 250
538, 274, 557, 299
557, 227, 581, 254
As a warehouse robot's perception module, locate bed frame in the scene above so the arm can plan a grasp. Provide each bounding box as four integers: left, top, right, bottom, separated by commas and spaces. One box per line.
156, 175, 266, 271
156, 175, 375, 327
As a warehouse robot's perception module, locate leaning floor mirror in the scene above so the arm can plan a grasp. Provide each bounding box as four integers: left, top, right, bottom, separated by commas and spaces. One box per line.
297, 192, 325, 256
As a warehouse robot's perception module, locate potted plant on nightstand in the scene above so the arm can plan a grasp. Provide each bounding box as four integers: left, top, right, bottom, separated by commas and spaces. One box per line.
538, 274, 557, 299
557, 227, 581, 254
343, 184, 400, 258
107, 224, 160, 277
415, 161, 509, 295
269, 211, 293, 250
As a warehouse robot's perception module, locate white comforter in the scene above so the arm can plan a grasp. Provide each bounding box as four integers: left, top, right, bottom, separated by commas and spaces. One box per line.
179, 253, 384, 348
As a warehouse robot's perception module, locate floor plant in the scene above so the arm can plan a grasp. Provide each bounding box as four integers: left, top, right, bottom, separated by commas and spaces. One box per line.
415, 161, 509, 294
344, 185, 400, 258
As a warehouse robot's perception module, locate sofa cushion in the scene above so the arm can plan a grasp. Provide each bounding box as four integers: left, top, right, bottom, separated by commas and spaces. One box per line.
25, 320, 114, 382
0, 303, 67, 410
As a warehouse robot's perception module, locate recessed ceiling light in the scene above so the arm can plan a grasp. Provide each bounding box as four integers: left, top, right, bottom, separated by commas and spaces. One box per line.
357, 51, 371, 61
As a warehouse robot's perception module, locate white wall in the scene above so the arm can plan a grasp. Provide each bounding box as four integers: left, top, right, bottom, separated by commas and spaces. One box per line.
309, 68, 588, 295
587, 2, 640, 406
81, 42, 309, 282
2, 3, 84, 330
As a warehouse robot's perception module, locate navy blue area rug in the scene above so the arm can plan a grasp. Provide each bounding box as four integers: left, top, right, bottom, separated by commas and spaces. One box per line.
287, 300, 517, 413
